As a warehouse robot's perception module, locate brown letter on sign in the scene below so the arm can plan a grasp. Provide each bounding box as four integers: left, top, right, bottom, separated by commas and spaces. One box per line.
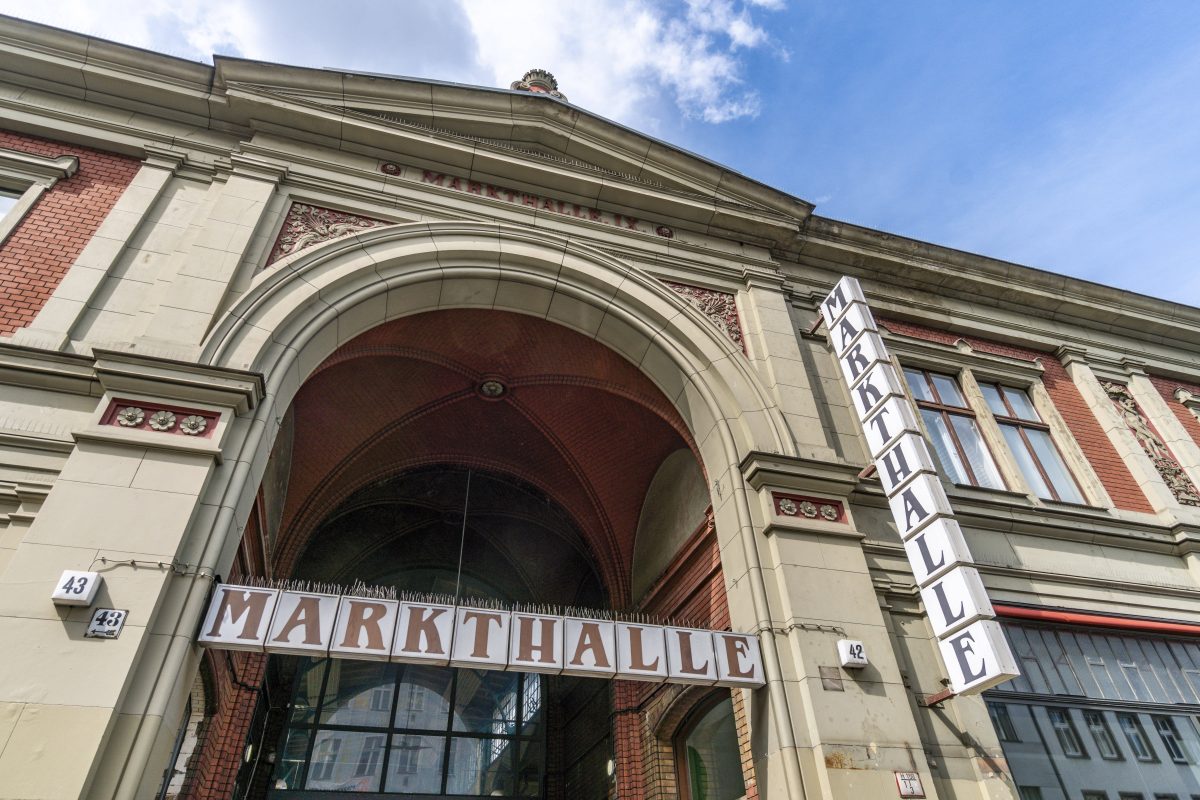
340, 600, 389, 650
207, 588, 273, 640
403, 606, 449, 655
272, 595, 324, 645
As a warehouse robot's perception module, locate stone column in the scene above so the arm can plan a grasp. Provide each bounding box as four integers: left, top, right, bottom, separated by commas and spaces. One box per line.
0, 351, 262, 799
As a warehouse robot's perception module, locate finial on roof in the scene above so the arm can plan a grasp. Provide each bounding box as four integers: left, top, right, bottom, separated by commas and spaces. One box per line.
511, 69, 567, 101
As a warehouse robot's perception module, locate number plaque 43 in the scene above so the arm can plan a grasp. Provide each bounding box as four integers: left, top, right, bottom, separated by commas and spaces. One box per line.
51, 570, 102, 607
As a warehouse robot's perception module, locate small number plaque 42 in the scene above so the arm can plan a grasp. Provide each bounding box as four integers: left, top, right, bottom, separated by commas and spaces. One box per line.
86, 608, 128, 639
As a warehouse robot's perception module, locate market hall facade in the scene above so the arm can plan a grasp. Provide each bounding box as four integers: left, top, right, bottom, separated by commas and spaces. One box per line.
4, 15, 1200, 800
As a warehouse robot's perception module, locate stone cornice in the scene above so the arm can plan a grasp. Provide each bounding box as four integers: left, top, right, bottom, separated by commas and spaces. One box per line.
880, 331, 1045, 386
740, 451, 863, 496
91, 350, 265, 415
0, 147, 77, 186
798, 216, 1200, 360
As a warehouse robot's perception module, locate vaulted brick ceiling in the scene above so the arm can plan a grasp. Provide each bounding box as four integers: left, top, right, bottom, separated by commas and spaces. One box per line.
274, 309, 698, 606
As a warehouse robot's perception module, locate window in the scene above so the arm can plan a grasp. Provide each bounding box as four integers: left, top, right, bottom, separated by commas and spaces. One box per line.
989, 702, 1019, 742
979, 383, 1085, 503
1154, 716, 1190, 763
1018, 788, 1045, 800
1047, 708, 1087, 757
0, 188, 19, 218
0, 149, 78, 247
1119, 794, 1146, 800
1084, 710, 1123, 760
677, 694, 746, 800
1118, 713, 1157, 762
1082, 793, 1110, 800
904, 368, 1005, 489
272, 658, 545, 796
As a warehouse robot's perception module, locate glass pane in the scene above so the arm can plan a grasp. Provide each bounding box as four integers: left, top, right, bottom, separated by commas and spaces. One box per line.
921, 409, 970, 484
290, 658, 327, 724
394, 664, 453, 731
1001, 386, 1041, 421
1084, 710, 1122, 760
1118, 713, 1157, 761
980, 384, 1008, 417
1025, 428, 1085, 504
1000, 424, 1052, 498
452, 669, 519, 734
446, 736, 514, 796
930, 373, 966, 407
385, 734, 446, 794
306, 730, 384, 791
0, 190, 19, 218
949, 414, 1005, 489
272, 727, 310, 791
520, 675, 543, 738
515, 737, 545, 798
684, 699, 746, 800
319, 660, 395, 727
904, 368, 933, 402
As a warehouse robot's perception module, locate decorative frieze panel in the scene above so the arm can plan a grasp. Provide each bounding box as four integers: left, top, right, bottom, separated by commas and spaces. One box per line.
662, 281, 744, 350
265, 202, 388, 267
771, 491, 845, 523
102, 400, 218, 438
1103, 381, 1200, 506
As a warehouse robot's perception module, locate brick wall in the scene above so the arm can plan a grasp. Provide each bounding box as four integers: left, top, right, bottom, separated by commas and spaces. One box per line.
1150, 375, 1200, 449
878, 318, 1154, 514
0, 130, 139, 336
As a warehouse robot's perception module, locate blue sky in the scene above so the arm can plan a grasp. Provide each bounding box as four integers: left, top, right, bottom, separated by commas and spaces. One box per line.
3, 1, 1198, 306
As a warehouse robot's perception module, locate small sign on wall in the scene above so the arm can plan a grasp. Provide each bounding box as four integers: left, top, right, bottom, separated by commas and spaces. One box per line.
86, 608, 127, 639
51, 570, 101, 607
894, 771, 925, 798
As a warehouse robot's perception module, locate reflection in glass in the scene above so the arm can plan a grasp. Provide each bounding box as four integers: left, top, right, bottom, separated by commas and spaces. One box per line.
385, 734, 445, 794
682, 698, 746, 800
273, 727, 309, 790
306, 730, 383, 791
1119, 714, 1157, 762
289, 659, 325, 724
1085, 711, 1123, 760
453, 670, 519, 734
904, 368, 933, 402
922, 409, 970, 484
1048, 708, 1086, 757
393, 664, 452, 731
447, 736, 514, 795
320, 661, 394, 727
1025, 427, 1085, 503
949, 414, 1004, 489
930, 373, 966, 407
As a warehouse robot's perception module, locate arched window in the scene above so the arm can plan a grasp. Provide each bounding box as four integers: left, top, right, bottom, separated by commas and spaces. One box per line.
675, 694, 746, 800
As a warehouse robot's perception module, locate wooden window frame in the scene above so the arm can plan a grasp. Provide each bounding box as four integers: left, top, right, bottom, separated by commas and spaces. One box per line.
905, 367, 1007, 489
983, 382, 1087, 503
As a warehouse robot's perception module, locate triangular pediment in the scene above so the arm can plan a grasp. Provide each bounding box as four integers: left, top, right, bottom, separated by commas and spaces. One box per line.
213, 60, 813, 232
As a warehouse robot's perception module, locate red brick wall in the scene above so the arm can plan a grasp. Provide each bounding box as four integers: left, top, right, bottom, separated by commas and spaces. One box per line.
0, 130, 139, 336
1150, 375, 1200, 449
878, 318, 1154, 514
618, 513, 758, 800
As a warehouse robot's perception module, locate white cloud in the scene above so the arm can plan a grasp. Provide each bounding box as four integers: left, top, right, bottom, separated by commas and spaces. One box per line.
456, 0, 783, 127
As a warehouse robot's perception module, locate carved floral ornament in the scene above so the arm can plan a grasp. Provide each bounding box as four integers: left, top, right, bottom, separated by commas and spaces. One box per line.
662, 281, 744, 350
266, 203, 388, 267
1102, 381, 1200, 506
773, 493, 844, 523
108, 402, 215, 438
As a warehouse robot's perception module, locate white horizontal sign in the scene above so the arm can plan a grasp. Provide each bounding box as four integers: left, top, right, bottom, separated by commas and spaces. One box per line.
198, 584, 765, 688
823, 276, 1019, 695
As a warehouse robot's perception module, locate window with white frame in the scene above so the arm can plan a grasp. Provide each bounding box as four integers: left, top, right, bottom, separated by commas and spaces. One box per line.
0, 147, 79, 247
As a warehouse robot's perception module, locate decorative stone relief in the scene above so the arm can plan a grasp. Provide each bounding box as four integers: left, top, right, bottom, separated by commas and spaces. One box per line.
663, 281, 744, 350
180, 415, 208, 436
266, 203, 388, 267
772, 492, 844, 523
1103, 381, 1200, 506
105, 400, 218, 438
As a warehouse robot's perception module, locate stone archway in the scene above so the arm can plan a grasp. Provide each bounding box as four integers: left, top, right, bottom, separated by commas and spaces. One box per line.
184, 221, 806, 798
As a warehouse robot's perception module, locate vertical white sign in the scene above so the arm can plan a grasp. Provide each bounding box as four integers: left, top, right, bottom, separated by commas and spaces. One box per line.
822, 276, 1019, 695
